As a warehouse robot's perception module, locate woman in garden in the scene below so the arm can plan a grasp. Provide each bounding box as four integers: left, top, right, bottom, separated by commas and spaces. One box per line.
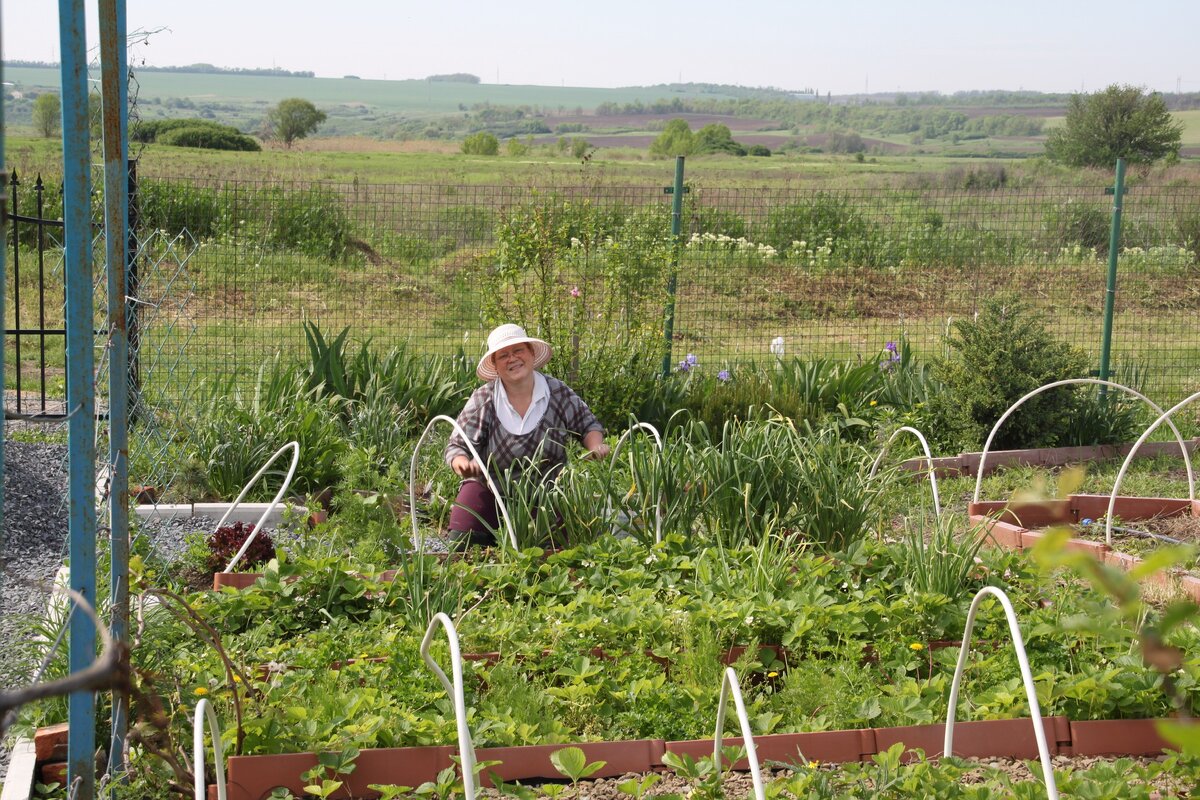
444, 323, 610, 548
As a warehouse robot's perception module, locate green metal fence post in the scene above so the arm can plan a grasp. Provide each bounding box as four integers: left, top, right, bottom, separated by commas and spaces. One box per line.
661, 156, 685, 377
1098, 158, 1126, 394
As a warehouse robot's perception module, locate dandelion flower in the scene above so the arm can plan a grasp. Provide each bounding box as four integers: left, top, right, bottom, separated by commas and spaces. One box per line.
869, 400, 877, 406
910, 643, 925, 652
194, 687, 209, 696
807, 761, 819, 769
767, 671, 779, 678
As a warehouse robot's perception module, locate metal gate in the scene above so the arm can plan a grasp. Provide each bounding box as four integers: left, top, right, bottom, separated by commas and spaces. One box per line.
5, 170, 68, 419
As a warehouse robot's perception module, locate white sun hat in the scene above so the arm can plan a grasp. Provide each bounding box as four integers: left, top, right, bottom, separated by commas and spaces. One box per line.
476, 323, 553, 381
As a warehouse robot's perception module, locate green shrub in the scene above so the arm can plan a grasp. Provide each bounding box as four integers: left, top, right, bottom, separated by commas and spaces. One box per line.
437, 205, 495, 245
133, 118, 261, 151
746, 144, 771, 157
1175, 211, 1200, 263
191, 358, 348, 498
264, 186, 353, 260
1058, 362, 1148, 446
461, 131, 499, 155
157, 125, 261, 152
688, 205, 748, 239
929, 295, 1090, 450
759, 193, 877, 263
136, 178, 230, 240
1042, 200, 1110, 253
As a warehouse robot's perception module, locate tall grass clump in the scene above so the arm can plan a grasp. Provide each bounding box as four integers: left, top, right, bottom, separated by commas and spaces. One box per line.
263, 186, 354, 260
136, 178, 232, 240
789, 423, 892, 551
190, 357, 347, 498
759, 192, 880, 265
891, 515, 989, 597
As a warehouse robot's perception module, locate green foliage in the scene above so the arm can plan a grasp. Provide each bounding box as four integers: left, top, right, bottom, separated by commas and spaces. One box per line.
1175, 210, 1200, 263
1058, 363, 1148, 446
569, 137, 592, 159
693, 123, 746, 156
1045, 84, 1183, 167
549, 746, 607, 783
268, 97, 327, 147
32, 92, 60, 138
760, 193, 876, 261
135, 178, 230, 240
746, 144, 771, 157
190, 358, 348, 497
649, 118, 695, 157
461, 131, 500, 155
827, 131, 866, 154
893, 515, 989, 597
483, 198, 672, 429
929, 295, 1090, 450
264, 186, 353, 259
133, 118, 261, 151
1042, 199, 1110, 252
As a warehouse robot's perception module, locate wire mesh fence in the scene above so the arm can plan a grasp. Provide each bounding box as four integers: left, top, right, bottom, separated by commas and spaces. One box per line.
7, 169, 1200, 417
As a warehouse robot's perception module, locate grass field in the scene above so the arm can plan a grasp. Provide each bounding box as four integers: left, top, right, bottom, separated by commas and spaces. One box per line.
3, 66, 751, 115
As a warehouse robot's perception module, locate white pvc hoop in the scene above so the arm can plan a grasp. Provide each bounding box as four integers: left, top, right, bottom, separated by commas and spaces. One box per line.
870, 425, 941, 519
1105, 389, 1200, 545
421, 613, 477, 800
221, 441, 300, 573
972, 379, 1192, 505
193, 698, 228, 800
410, 414, 517, 550
608, 422, 665, 543
945, 587, 1057, 800
713, 667, 765, 800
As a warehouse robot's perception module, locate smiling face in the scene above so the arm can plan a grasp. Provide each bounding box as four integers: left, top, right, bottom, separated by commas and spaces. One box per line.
491, 342, 535, 384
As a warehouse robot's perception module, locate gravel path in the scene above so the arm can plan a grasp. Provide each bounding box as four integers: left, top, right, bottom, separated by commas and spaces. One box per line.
1, 441, 70, 783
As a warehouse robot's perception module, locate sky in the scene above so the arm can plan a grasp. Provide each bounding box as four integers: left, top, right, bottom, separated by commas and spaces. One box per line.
3, 0, 1199, 95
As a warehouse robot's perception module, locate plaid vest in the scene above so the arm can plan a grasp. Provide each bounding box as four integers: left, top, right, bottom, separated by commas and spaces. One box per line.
445, 374, 603, 480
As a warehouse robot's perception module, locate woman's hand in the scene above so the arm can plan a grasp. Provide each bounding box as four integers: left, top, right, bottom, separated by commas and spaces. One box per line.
582, 431, 610, 460
451, 455, 482, 478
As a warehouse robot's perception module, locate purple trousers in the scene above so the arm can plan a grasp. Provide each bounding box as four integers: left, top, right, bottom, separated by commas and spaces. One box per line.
448, 479, 501, 547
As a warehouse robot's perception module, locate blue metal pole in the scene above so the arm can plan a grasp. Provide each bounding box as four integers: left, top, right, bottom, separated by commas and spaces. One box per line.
60, 1, 99, 797
98, 0, 130, 783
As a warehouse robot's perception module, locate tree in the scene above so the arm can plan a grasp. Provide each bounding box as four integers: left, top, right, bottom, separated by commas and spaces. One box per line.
649, 118, 695, 157
268, 98, 326, 147
32, 93, 61, 138
461, 131, 499, 155
693, 123, 745, 155
1044, 84, 1183, 167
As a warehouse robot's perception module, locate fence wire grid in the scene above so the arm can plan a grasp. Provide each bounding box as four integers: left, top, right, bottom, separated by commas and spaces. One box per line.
7, 172, 1200, 413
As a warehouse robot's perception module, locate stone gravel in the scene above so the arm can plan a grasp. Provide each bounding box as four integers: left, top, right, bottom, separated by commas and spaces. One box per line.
1, 441, 71, 784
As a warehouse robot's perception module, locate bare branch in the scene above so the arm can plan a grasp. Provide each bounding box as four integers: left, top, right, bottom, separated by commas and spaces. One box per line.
0, 584, 127, 737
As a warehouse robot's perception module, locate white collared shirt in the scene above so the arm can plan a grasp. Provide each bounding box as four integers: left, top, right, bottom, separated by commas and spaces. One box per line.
493, 371, 549, 435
